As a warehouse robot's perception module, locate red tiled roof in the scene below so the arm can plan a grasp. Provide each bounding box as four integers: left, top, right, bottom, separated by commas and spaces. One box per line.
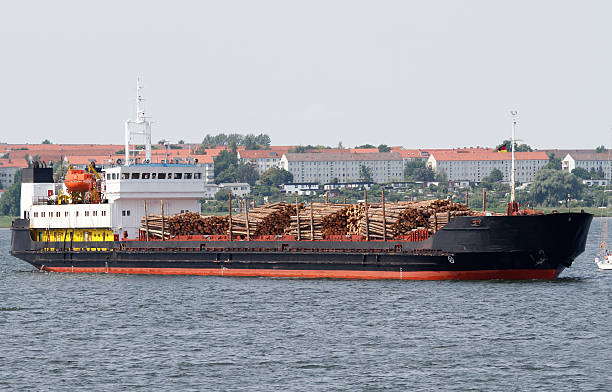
0, 158, 28, 168
238, 150, 283, 159
397, 149, 429, 158
284, 152, 403, 162
189, 155, 214, 163
561, 151, 611, 161
65, 155, 115, 165
350, 148, 379, 153
430, 151, 549, 161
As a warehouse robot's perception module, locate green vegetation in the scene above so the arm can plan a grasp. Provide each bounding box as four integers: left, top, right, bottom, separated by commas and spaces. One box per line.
259, 167, 293, 186
214, 188, 232, 201
41, 139, 52, 144
0, 170, 21, 216
201, 133, 271, 150
53, 160, 70, 182
496, 140, 532, 152
544, 153, 562, 170
0, 216, 16, 228
354, 144, 391, 152
530, 168, 583, 206
359, 164, 373, 182
213, 148, 259, 185
595, 145, 607, 153
404, 159, 434, 181
291, 145, 332, 153
481, 168, 504, 185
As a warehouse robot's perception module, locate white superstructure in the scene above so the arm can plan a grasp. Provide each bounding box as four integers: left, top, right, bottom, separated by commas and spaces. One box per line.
26, 163, 207, 239
23, 79, 209, 239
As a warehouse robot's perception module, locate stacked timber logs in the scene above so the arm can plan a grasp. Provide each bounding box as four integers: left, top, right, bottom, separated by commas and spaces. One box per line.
287, 203, 348, 240
230, 202, 300, 237
141, 212, 229, 239
140, 199, 474, 241
360, 199, 473, 239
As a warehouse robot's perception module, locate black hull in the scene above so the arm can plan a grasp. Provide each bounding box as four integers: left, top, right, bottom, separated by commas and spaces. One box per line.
10, 212, 593, 280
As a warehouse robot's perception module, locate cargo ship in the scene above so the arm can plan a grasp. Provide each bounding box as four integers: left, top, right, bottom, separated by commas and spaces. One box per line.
9, 86, 593, 280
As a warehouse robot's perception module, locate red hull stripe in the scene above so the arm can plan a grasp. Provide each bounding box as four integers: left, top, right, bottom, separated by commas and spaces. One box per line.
39, 266, 559, 280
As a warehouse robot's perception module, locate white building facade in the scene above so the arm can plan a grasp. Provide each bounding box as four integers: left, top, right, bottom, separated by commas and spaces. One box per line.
218, 183, 251, 197
281, 152, 404, 184
427, 151, 549, 183
237, 150, 284, 174
562, 152, 612, 180
0, 164, 21, 189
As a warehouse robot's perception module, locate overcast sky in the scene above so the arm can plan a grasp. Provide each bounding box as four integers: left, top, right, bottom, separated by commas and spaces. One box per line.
1, 1, 611, 149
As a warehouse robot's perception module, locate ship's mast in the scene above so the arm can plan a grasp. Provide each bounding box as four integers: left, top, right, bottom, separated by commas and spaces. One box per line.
510, 110, 517, 203
124, 78, 152, 165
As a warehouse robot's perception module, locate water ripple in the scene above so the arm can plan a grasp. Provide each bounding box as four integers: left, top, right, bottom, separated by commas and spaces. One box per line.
1, 220, 612, 391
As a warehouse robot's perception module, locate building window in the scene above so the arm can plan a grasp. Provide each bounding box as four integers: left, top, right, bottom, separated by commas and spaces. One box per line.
102, 211, 106, 217
85, 211, 90, 217
93, 211, 98, 216
122, 210, 126, 216
75, 211, 79, 217
41, 212, 45, 217
56, 212, 60, 217
64, 212, 69, 217
34, 212, 38, 217
127, 210, 130, 216
106, 173, 111, 180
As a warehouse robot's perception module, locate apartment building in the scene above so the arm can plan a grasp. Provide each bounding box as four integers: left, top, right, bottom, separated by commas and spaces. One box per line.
280, 152, 403, 184
562, 151, 612, 180
237, 150, 284, 174
427, 150, 549, 183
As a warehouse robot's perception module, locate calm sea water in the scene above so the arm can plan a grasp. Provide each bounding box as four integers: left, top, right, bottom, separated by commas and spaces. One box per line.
1, 219, 611, 392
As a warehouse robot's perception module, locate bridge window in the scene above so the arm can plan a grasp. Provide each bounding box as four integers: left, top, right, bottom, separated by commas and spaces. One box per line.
158, 173, 166, 179
121, 173, 129, 179
131, 173, 140, 179
174, 173, 182, 179
142, 173, 150, 179
184, 173, 192, 179
194, 173, 202, 179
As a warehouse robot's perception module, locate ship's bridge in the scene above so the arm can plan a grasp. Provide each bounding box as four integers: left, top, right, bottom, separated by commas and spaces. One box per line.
103, 163, 206, 238
104, 164, 207, 201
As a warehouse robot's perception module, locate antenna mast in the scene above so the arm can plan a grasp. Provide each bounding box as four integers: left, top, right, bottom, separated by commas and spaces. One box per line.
510, 110, 517, 203
124, 78, 152, 165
